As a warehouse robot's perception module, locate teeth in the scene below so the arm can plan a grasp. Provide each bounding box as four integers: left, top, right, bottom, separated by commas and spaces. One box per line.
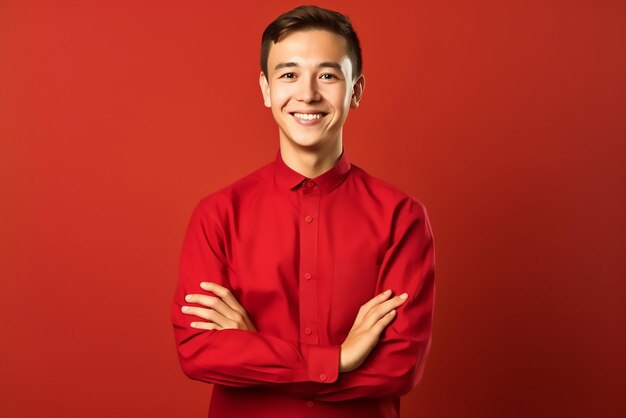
293, 113, 323, 121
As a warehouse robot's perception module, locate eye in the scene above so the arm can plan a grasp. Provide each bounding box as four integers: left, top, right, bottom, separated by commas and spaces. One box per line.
320, 73, 336, 80
279, 72, 296, 79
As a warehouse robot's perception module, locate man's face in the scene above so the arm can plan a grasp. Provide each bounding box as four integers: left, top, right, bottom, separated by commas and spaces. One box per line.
260, 29, 364, 152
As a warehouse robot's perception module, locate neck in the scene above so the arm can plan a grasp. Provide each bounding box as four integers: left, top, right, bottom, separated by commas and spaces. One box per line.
279, 138, 343, 178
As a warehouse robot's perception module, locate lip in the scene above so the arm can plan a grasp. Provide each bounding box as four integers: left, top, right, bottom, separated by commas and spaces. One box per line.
289, 111, 328, 126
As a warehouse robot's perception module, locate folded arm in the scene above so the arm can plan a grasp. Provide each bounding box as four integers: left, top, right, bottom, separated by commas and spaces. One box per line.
313, 197, 436, 401
172, 199, 339, 388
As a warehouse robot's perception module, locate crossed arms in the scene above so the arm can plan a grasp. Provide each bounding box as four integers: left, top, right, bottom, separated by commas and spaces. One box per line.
182, 281, 409, 373
171, 196, 435, 401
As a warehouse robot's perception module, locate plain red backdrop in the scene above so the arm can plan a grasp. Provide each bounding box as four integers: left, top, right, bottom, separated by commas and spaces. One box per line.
1, 1, 624, 417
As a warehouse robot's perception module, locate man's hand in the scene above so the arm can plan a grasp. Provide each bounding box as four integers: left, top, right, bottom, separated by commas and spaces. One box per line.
339, 289, 408, 373
181, 282, 257, 332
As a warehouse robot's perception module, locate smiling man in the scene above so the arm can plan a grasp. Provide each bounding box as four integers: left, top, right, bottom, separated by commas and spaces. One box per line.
172, 5, 435, 418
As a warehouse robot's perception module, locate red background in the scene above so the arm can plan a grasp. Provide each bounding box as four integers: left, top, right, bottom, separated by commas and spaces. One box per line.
1, 1, 624, 417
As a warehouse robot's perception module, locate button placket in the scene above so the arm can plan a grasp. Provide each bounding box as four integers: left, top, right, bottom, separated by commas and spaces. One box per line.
299, 180, 320, 344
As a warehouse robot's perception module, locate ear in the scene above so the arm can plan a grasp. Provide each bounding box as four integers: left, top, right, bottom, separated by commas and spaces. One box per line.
259, 71, 271, 108
350, 74, 366, 109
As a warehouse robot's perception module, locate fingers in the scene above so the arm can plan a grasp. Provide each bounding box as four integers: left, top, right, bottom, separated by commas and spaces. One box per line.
360, 292, 408, 330
184, 292, 239, 322
355, 289, 393, 325
339, 292, 407, 373
182, 282, 253, 331
181, 306, 233, 329
355, 291, 409, 328
199, 282, 246, 315
360, 289, 393, 314
190, 321, 223, 330
359, 298, 403, 343
371, 309, 397, 335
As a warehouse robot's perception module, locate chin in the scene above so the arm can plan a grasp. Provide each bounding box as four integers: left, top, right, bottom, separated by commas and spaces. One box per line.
285, 134, 323, 148
293, 139, 327, 149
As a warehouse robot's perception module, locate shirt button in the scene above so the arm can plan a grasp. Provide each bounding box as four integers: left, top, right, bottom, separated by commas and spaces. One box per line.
304, 272, 312, 280
305, 180, 315, 188
304, 327, 312, 335
305, 215, 313, 223
306, 401, 314, 408
319, 373, 327, 381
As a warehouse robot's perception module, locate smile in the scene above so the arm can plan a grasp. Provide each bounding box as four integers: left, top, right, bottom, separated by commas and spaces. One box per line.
292, 112, 325, 120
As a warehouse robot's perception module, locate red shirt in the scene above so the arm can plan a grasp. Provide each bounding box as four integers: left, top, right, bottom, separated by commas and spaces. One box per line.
172, 148, 435, 418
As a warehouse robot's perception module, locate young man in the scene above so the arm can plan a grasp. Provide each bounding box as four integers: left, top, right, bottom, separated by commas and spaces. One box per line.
172, 5, 435, 418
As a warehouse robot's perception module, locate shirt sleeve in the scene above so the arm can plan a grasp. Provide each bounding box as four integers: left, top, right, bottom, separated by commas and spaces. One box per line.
172, 197, 341, 388
312, 196, 436, 401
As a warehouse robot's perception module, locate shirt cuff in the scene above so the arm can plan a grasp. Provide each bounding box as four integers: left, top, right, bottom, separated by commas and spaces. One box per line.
306, 344, 340, 384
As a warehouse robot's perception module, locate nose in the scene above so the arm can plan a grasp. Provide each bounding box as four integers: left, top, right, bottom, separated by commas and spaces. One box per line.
295, 76, 321, 103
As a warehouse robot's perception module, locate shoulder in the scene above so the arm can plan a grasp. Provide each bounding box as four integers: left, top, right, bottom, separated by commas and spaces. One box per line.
193, 161, 273, 218
349, 163, 434, 245
349, 163, 429, 216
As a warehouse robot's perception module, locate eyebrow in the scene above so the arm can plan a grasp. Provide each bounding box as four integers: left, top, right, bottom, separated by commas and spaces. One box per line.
274, 61, 342, 71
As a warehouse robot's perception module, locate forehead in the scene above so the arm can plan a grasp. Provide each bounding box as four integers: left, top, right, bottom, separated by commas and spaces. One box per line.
267, 29, 351, 71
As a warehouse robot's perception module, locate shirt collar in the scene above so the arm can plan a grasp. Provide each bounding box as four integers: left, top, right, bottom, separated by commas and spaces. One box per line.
274, 147, 352, 193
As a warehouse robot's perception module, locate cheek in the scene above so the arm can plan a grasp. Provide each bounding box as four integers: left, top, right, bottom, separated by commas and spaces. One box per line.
323, 88, 349, 111
269, 86, 292, 109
